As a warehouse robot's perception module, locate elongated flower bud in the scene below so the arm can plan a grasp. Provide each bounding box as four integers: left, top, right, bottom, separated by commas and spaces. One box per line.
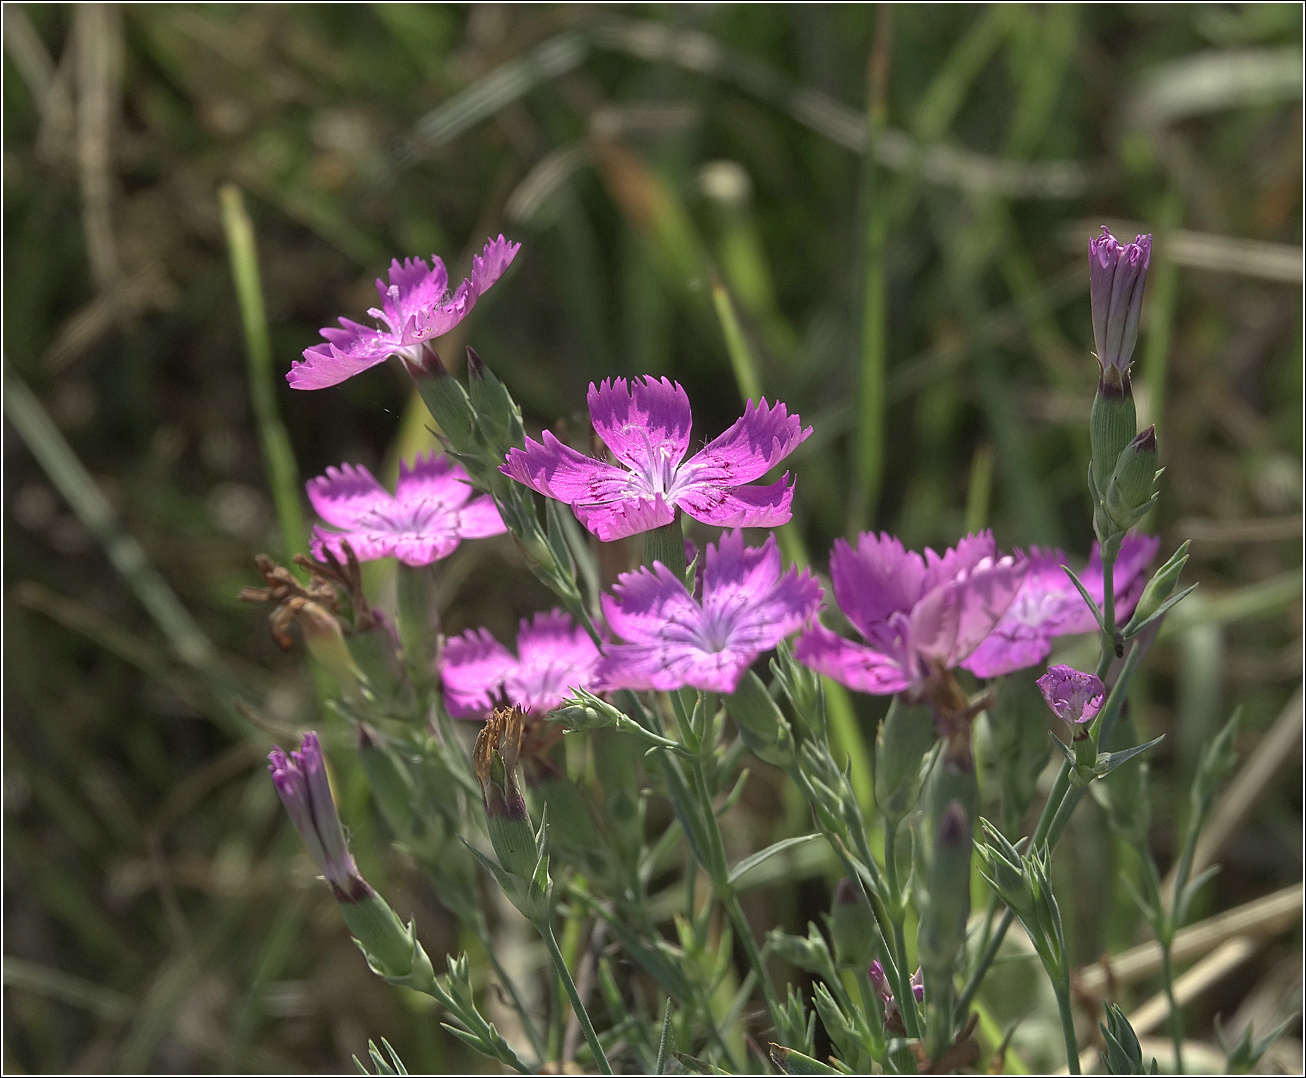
917, 800, 973, 976
1090, 228, 1151, 378
268, 732, 371, 903
726, 670, 794, 767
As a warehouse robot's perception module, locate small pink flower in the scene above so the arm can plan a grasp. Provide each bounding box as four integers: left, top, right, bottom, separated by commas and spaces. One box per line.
962, 534, 1160, 679
1037, 664, 1105, 725
795, 531, 1026, 694
501, 376, 811, 541
597, 530, 823, 694
289, 236, 520, 390
308, 453, 505, 567
441, 610, 601, 719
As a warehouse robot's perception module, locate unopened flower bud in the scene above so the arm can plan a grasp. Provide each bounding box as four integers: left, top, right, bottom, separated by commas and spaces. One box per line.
269, 732, 371, 902
917, 800, 973, 976
473, 707, 537, 878
828, 879, 876, 968
1036, 665, 1105, 728
465, 346, 526, 456
874, 695, 935, 824
1090, 228, 1151, 377
1105, 425, 1160, 529
1124, 540, 1190, 636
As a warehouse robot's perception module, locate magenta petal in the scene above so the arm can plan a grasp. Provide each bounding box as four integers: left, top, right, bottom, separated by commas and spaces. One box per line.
701, 532, 822, 651
456, 495, 508, 539
596, 642, 752, 694
921, 530, 998, 594
575, 493, 676, 542
909, 555, 1026, 668
962, 631, 1053, 680
395, 452, 473, 508
793, 625, 911, 695
307, 463, 392, 529
680, 398, 811, 486
676, 474, 795, 529
503, 430, 674, 540
376, 256, 450, 333
601, 563, 700, 645
503, 432, 639, 504
312, 523, 390, 564
587, 376, 693, 476
391, 534, 461, 566
441, 628, 516, 718
945, 554, 1027, 663
289, 318, 396, 389
829, 533, 927, 644
470, 235, 521, 294
507, 610, 601, 711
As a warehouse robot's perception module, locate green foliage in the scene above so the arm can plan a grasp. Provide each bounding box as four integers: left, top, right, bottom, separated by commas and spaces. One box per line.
3, 5, 1299, 1073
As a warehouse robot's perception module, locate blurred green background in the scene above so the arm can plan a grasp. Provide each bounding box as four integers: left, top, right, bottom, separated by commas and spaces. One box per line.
3, 4, 1301, 1073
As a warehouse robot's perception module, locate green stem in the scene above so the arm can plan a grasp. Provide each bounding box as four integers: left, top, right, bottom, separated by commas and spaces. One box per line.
397, 562, 438, 702
1053, 976, 1081, 1074
956, 641, 1146, 1024
881, 818, 922, 1041
722, 888, 784, 1032
642, 516, 687, 578
1160, 941, 1184, 1073
539, 917, 612, 1075
1095, 545, 1118, 681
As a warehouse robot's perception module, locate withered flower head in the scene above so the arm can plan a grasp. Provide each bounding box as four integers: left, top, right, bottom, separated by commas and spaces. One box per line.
239, 554, 364, 702
239, 554, 340, 650
293, 541, 376, 633
473, 706, 538, 878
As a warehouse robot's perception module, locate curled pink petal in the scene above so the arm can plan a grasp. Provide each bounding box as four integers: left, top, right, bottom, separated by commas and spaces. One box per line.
961, 534, 1161, 678
793, 624, 911, 695
587, 377, 693, 476
675, 475, 795, 529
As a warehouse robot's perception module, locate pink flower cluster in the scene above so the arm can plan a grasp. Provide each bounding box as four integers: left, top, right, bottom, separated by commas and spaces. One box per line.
289, 237, 1161, 723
